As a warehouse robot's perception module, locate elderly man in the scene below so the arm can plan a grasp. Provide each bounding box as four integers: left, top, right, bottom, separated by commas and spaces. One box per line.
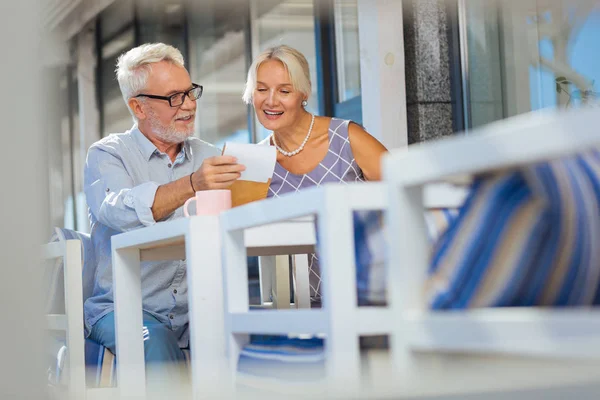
84, 43, 244, 366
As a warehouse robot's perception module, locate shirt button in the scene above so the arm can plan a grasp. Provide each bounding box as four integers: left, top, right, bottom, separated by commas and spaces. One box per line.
173, 289, 178, 294
168, 163, 172, 168
169, 314, 174, 320
105, 188, 110, 192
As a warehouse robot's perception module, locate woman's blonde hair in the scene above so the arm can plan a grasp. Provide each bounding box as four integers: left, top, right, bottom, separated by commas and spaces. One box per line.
242, 45, 311, 104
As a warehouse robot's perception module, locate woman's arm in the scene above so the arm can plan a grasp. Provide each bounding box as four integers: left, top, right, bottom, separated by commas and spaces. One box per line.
348, 122, 388, 181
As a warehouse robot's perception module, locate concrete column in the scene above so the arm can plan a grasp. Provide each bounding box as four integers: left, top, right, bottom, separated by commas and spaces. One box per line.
357, 0, 408, 150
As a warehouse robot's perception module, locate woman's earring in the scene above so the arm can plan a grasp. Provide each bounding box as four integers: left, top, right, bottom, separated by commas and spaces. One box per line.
302, 100, 308, 107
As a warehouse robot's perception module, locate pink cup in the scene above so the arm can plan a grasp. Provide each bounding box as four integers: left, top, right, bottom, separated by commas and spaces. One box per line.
183, 190, 232, 217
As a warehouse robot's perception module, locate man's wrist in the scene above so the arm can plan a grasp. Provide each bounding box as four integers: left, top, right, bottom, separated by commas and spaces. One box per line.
189, 172, 196, 193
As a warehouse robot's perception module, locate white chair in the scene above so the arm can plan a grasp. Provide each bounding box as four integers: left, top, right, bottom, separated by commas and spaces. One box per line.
383, 106, 600, 395
220, 182, 388, 396
43, 234, 118, 400
219, 181, 465, 395
218, 106, 600, 398
384, 105, 600, 398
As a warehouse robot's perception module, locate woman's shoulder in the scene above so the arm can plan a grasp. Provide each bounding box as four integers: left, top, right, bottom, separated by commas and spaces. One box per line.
324, 116, 365, 130
324, 117, 369, 140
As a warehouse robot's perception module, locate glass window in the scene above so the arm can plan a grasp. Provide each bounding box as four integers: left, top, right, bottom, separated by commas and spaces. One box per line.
47, 65, 83, 232
252, 0, 320, 141
462, 1, 505, 129
100, 0, 134, 42
333, 0, 361, 102
187, 1, 250, 147
137, 0, 187, 58
100, 28, 136, 136
48, 67, 72, 230
463, 0, 600, 129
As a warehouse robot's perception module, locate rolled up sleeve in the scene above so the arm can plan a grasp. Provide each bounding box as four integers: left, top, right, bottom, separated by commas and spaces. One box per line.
85, 146, 159, 232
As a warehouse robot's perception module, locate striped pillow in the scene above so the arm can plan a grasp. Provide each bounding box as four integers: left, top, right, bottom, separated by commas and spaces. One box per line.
427, 151, 600, 309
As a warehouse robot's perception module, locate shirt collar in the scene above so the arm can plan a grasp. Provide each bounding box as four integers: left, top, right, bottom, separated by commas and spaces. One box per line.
182, 139, 192, 161
131, 125, 192, 162
131, 126, 160, 161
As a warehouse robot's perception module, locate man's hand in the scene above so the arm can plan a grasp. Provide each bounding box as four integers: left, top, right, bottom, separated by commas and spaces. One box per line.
191, 156, 246, 190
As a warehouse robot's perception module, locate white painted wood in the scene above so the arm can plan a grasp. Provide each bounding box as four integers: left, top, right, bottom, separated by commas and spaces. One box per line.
383, 106, 600, 377
112, 245, 146, 399
245, 219, 316, 250
345, 181, 387, 209
43, 241, 64, 259
111, 218, 189, 250
402, 309, 600, 358
220, 182, 390, 393
220, 187, 325, 231
293, 254, 311, 309
109, 213, 318, 395
258, 256, 274, 305
221, 183, 384, 231
230, 310, 327, 334
186, 216, 231, 398
386, 184, 428, 373
221, 126, 600, 397
354, 308, 394, 335
64, 240, 86, 398
318, 185, 361, 393
114, 216, 316, 257
272, 255, 291, 309
384, 107, 600, 186
357, 0, 407, 149
423, 183, 470, 209
221, 227, 251, 377
43, 237, 115, 399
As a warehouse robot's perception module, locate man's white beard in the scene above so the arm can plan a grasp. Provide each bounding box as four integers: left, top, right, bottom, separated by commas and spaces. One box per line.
147, 109, 194, 144
152, 121, 193, 143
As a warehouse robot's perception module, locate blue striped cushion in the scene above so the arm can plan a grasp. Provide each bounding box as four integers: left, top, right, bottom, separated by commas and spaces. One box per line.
238, 335, 325, 382
427, 151, 600, 308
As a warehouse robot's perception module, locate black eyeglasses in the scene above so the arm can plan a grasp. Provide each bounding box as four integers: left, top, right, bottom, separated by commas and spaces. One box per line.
135, 84, 203, 107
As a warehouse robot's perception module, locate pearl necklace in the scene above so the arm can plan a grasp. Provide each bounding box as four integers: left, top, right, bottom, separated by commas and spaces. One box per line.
272, 114, 315, 157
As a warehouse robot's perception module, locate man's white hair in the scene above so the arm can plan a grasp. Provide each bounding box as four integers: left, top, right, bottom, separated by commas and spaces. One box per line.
116, 43, 185, 118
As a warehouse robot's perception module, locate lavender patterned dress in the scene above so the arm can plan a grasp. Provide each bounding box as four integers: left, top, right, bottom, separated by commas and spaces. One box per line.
265, 118, 365, 302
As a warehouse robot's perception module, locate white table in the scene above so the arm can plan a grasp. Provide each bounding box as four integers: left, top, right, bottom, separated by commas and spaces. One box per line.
111, 215, 316, 399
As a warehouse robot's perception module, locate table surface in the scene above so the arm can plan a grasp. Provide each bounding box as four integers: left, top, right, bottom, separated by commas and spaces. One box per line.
111, 215, 317, 257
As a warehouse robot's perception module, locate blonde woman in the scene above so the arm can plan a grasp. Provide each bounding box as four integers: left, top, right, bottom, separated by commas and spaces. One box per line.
243, 45, 387, 304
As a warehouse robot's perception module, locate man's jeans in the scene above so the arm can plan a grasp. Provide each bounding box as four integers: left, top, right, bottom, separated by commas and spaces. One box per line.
89, 311, 189, 391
